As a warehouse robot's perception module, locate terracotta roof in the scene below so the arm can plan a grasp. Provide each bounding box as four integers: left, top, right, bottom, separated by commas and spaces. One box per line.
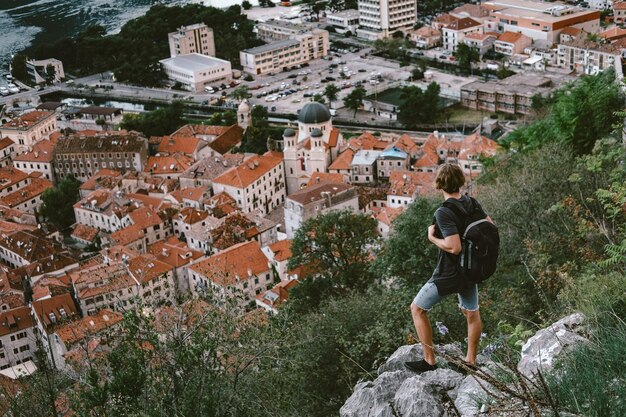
147, 237, 204, 268
256, 279, 298, 309
614, 1, 626, 10
128, 206, 165, 230
212, 151, 283, 189
157, 136, 203, 155
208, 211, 277, 251
600, 27, 626, 40
465, 32, 497, 41
327, 128, 340, 148
0, 306, 33, 337
347, 132, 388, 152
109, 224, 145, 246
56, 132, 146, 154
288, 181, 354, 205
79, 169, 122, 191
169, 186, 208, 204
497, 31, 524, 44
181, 154, 245, 182
128, 254, 173, 284
55, 309, 123, 345
0, 293, 25, 310
31, 277, 72, 301
376, 206, 404, 226
267, 239, 292, 262
0, 138, 14, 151
446, 17, 481, 31
328, 148, 354, 171
31, 293, 79, 330
0, 177, 53, 208
0, 167, 29, 191
435, 14, 458, 25
71, 224, 99, 243
189, 241, 270, 286
393, 134, 419, 155
560, 26, 582, 37
205, 192, 239, 217
451, 3, 489, 18
388, 170, 437, 198
146, 153, 194, 175
0, 230, 65, 264
306, 172, 344, 186
0, 220, 37, 236
0, 111, 54, 130
458, 132, 499, 159
13, 140, 55, 163
70, 261, 137, 299
414, 26, 441, 37
209, 124, 244, 155
172, 124, 229, 137
177, 207, 209, 224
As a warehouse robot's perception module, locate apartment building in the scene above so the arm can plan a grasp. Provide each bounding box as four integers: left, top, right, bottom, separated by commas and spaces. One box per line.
376, 146, 410, 179
482, 0, 600, 43
462, 32, 498, 56
26, 58, 65, 85
326, 9, 360, 34
159, 53, 232, 93
615, 1, 626, 24
557, 37, 625, 75
0, 176, 54, 215
0, 307, 36, 370
212, 151, 286, 216
255, 19, 313, 42
168, 23, 215, 57
494, 31, 533, 55
409, 27, 443, 49
240, 29, 329, 75
0, 138, 15, 168
54, 132, 148, 181
188, 240, 272, 307
351, 150, 382, 184
442, 17, 484, 51
0, 230, 65, 269
357, 0, 418, 39
12, 139, 55, 181
0, 111, 57, 153
284, 182, 359, 239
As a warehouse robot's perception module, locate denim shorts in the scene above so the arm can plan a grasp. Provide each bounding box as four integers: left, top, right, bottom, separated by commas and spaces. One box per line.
413, 281, 479, 311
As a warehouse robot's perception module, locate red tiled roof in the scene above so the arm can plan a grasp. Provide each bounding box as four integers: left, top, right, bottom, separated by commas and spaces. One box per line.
212, 151, 283, 189
328, 148, 354, 171
267, 239, 292, 262
13, 140, 55, 162
0, 306, 33, 337
31, 293, 79, 330
55, 309, 123, 345
1, 111, 54, 130
157, 136, 202, 155
145, 154, 194, 175
209, 124, 244, 155
189, 241, 270, 286
0, 176, 53, 208
306, 172, 344, 186
71, 224, 99, 243
497, 31, 524, 44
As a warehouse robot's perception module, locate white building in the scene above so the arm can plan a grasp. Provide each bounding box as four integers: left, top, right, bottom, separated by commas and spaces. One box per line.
357, 0, 417, 39
160, 53, 232, 93
168, 23, 216, 57
26, 58, 65, 85
0, 111, 57, 154
0, 307, 36, 370
350, 150, 382, 184
326, 9, 360, 35
284, 181, 359, 239
212, 151, 286, 216
283, 102, 344, 194
442, 17, 484, 51
240, 29, 329, 75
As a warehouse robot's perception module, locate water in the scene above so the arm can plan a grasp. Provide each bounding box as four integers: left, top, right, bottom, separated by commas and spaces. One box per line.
0, 0, 261, 73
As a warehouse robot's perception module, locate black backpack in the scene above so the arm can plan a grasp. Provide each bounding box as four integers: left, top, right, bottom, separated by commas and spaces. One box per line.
443, 197, 500, 284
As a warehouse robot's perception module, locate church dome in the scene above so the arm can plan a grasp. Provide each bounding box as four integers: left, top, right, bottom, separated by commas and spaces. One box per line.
298, 102, 331, 124
311, 128, 323, 138
284, 128, 296, 137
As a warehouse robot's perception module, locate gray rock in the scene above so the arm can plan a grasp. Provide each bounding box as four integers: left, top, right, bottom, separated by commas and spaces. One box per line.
393, 376, 443, 417
377, 344, 424, 375
340, 370, 412, 417
454, 373, 496, 417
518, 313, 588, 380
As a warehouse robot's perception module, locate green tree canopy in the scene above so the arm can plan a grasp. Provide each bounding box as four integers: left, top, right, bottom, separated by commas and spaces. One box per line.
397, 82, 441, 128
344, 86, 367, 117
323, 83, 340, 108
230, 85, 252, 101
40, 176, 81, 230
454, 43, 479, 74
119, 101, 185, 137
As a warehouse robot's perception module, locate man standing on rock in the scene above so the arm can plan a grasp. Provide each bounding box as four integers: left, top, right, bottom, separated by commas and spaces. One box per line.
405, 163, 493, 373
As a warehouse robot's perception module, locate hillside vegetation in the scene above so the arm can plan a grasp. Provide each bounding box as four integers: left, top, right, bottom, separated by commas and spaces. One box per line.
7, 72, 626, 417
14, 4, 262, 86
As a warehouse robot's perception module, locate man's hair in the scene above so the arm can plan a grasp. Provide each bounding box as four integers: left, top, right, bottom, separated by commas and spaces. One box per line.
435, 163, 465, 193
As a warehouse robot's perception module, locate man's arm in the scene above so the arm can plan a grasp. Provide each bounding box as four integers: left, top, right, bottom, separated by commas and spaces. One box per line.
428, 225, 461, 255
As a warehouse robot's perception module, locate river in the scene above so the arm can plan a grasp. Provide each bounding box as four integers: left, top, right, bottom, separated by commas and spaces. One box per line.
0, 0, 263, 73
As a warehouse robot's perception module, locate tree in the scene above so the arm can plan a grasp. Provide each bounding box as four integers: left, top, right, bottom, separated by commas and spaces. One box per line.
454, 43, 479, 74
312, 93, 325, 103
10, 53, 28, 84
288, 211, 380, 300
119, 101, 185, 137
344, 86, 367, 117
397, 82, 440, 128
45, 64, 56, 84
40, 176, 81, 230
323, 83, 340, 108
230, 85, 252, 101
411, 65, 425, 81
242, 0, 253, 10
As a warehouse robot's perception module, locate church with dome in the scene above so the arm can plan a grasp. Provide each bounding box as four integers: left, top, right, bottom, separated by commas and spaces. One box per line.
283, 102, 344, 194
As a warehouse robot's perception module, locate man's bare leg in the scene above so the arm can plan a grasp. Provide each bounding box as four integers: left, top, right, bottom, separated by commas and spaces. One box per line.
463, 308, 482, 364
411, 303, 436, 365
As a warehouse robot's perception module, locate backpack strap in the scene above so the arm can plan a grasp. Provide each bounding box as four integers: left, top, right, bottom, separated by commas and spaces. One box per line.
442, 201, 468, 237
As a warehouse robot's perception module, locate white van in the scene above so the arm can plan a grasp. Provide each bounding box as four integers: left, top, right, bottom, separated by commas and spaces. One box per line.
204, 86, 215, 93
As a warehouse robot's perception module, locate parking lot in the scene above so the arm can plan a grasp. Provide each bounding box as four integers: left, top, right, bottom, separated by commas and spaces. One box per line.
205, 50, 413, 113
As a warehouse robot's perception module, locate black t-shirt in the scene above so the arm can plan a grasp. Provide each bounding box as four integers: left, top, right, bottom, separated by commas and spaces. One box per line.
428, 195, 487, 295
